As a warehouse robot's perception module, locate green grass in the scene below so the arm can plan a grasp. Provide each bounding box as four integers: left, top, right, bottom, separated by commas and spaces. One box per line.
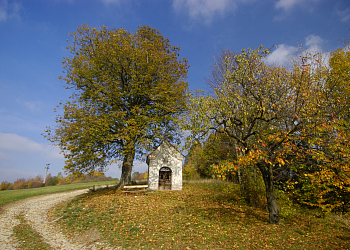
0, 180, 117, 206
51, 182, 350, 249
12, 213, 53, 250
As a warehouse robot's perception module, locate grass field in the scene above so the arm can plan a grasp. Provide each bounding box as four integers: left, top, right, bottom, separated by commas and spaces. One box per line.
0, 180, 117, 207
50, 181, 350, 249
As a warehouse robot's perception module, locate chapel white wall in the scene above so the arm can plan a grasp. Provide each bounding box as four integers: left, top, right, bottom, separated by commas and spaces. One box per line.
148, 141, 183, 191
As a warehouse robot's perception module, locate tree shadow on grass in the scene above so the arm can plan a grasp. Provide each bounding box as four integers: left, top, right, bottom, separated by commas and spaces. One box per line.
188, 201, 269, 225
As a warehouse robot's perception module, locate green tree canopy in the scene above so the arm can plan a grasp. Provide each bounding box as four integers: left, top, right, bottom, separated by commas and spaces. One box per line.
44, 24, 189, 186
132, 172, 140, 181
182, 46, 331, 224
183, 133, 237, 179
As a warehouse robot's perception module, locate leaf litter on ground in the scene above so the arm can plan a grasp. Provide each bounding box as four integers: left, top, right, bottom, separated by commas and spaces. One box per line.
49, 182, 350, 249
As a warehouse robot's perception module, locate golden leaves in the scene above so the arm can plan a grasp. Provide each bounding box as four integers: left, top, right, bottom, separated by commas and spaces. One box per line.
46, 24, 189, 175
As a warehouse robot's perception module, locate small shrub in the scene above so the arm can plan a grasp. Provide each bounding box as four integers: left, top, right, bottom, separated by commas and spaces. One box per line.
13, 178, 28, 190
0, 181, 10, 191
138, 171, 148, 180
34, 175, 43, 182
33, 181, 45, 188
239, 168, 266, 209
46, 176, 59, 186
276, 189, 299, 222
26, 177, 45, 189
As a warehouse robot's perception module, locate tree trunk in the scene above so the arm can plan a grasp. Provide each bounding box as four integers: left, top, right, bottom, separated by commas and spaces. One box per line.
238, 167, 242, 185
259, 163, 280, 224
117, 147, 135, 188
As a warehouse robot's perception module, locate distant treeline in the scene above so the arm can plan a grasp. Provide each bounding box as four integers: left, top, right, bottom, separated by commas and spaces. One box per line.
131, 171, 148, 181
0, 171, 118, 191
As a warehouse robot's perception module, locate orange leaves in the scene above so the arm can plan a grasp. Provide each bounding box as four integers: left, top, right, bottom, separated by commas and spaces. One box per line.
275, 157, 285, 166
210, 161, 239, 180
264, 158, 272, 165
236, 149, 266, 168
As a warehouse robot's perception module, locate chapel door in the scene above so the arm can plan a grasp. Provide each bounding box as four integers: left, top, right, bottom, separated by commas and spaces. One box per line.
159, 167, 172, 190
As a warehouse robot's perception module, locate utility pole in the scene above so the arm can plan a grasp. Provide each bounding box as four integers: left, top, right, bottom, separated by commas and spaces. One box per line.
43, 163, 50, 184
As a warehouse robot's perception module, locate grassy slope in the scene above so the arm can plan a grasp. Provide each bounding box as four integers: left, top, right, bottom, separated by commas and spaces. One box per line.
13, 212, 53, 250
0, 180, 117, 207
51, 181, 350, 250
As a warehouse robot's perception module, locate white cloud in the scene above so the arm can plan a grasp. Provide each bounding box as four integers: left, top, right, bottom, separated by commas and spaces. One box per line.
335, 4, 350, 23
0, 132, 63, 159
275, 0, 303, 11
0, 132, 146, 182
172, 0, 237, 24
0, 1, 6, 22
265, 44, 297, 66
0, 132, 43, 153
265, 35, 327, 66
275, 0, 319, 12
303, 35, 330, 66
45, 145, 64, 160
24, 101, 43, 112
0, 151, 11, 161
0, 132, 65, 182
0, 0, 21, 22
305, 34, 323, 47
274, 0, 320, 20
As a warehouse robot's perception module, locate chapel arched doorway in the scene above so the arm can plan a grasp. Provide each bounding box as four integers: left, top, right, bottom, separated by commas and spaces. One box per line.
159, 167, 172, 190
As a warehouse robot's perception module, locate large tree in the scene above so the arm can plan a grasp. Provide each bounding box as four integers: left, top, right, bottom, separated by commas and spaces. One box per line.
289, 47, 350, 214
183, 46, 329, 224
44, 24, 188, 187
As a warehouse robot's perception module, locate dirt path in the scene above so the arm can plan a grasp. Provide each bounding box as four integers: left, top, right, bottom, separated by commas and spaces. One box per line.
0, 188, 119, 250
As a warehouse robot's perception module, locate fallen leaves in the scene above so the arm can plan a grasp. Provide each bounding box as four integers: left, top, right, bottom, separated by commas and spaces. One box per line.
51, 183, 350, 249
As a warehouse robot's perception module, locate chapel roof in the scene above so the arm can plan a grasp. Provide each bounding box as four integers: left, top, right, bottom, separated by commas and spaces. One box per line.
146, 139, 184, 165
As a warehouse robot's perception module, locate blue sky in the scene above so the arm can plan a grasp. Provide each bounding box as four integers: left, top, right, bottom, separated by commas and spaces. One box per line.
0, 0, 349, 183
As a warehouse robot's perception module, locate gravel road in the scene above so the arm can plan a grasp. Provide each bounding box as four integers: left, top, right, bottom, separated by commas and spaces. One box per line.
0, 188, 120, 250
